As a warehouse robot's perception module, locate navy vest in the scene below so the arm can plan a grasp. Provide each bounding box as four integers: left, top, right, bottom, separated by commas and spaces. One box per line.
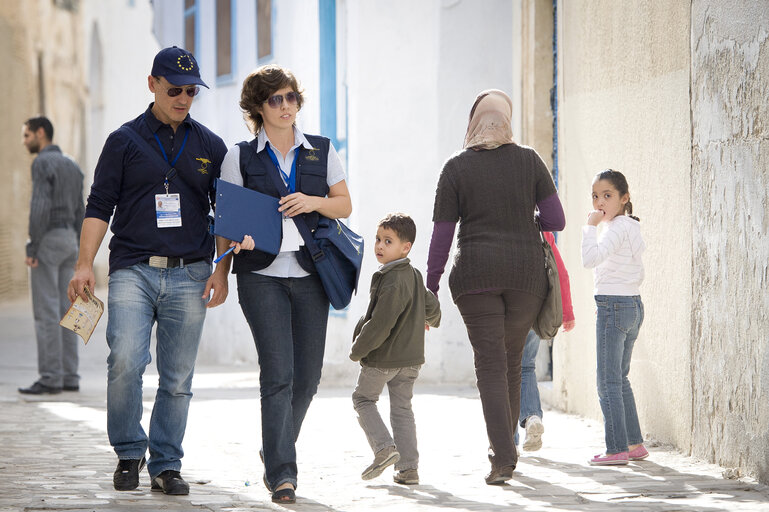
231, 134, 330, 274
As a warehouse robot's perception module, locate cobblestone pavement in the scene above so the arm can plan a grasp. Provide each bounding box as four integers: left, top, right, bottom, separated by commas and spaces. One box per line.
2, 299, 768, 511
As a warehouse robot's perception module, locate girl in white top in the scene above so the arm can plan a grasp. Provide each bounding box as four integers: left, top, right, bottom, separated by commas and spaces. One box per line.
581, 169, 648, 466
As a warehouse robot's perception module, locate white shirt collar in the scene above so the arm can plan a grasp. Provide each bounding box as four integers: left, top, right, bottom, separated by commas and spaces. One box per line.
256, 126, 316, 153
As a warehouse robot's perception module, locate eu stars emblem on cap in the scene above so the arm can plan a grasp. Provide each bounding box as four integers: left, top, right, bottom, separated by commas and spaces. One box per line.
151, 46, 208, 88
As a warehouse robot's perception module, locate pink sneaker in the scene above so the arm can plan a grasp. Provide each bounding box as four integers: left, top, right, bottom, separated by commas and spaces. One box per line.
588, 452, 629, 466
628, 445, 649, 461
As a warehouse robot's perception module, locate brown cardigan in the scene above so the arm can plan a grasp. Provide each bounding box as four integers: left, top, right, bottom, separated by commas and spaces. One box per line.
431, 143, 557, 301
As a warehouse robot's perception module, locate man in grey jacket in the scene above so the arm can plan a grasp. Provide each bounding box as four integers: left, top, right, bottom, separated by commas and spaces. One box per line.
20, 116, 84, 395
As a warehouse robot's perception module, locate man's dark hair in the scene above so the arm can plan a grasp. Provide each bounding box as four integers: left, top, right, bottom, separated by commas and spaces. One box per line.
378, 213, 416, 244
25, 116, 54, 141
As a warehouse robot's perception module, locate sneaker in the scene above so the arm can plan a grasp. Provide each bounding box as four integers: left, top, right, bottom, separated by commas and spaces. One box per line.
151, 470, 189, 495
63, 384, 79, 392
588, 452, 629, 466
628, 445, 649, 461
522, 415, 544, 451
113, 457, 146, 491
485, 464, 514, 485
18, 381, 62, 395
361, 446, 400, 480
393, 468, 419, 485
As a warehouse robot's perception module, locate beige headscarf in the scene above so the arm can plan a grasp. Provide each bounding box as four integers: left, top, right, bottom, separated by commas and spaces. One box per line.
463, 89, 514, 151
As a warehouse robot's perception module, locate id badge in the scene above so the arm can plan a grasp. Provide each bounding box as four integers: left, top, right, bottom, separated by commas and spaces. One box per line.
280, 217, 304, 252
155, 194, 182, 228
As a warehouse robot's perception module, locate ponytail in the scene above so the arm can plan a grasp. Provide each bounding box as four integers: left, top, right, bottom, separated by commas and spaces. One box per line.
625, 201, 640, 222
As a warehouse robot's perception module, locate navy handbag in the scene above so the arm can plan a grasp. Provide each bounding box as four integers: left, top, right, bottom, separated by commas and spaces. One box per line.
306, 216, 364, 310
266, 158, 363, 309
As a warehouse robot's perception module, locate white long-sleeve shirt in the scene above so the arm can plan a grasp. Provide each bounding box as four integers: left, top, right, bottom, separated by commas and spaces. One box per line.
581, 215, 645, 296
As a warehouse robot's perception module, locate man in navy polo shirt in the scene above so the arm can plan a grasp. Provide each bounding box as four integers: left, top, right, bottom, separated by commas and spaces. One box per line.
68, 47, 229, 496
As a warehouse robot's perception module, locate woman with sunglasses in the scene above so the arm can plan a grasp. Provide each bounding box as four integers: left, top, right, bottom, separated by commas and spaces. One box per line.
217, 65, 351, 504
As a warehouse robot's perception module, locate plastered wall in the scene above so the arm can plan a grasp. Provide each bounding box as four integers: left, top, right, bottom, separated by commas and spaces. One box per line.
690, 0, 769, 484
551, 0, 693, 449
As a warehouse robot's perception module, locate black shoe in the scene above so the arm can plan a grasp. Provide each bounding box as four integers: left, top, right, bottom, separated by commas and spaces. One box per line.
272, 486, 296, 504
151, 470, 189, 495
18, 382, 62, 395
63, 384, 79, 391
113, 457, 146, 491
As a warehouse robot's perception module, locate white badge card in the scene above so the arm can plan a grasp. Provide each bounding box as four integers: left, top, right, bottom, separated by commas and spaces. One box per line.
155, 194, 182, 228
280, 217, 304, 252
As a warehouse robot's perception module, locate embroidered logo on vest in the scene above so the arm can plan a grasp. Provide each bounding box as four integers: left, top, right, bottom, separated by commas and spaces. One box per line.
305, 148, 320, 161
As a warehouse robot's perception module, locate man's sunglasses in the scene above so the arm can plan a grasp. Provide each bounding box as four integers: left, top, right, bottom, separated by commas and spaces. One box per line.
265, 91, 300, 108
160, 84, 200, 98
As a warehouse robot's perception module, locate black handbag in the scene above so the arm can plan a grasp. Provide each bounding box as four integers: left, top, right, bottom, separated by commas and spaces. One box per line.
532, 226, 562, 339
266, 158, 363, 310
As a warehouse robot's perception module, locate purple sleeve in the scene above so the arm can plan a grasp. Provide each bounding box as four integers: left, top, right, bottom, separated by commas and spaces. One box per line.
536, 192, 565, 231
426, 221, 456, 294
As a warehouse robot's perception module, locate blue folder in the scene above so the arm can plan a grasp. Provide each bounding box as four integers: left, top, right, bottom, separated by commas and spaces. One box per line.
213, 178, 281, 255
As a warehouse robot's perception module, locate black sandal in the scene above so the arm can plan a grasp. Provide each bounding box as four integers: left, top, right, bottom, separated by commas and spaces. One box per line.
271, 487, 296, 504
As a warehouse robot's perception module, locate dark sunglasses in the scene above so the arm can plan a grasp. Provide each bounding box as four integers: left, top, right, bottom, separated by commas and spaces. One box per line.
265, 91, 300, 108
161, 84, 200, 98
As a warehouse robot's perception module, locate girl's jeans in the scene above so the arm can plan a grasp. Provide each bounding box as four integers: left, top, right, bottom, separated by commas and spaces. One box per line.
514, 329, 544, 445
595, 294, 644, 454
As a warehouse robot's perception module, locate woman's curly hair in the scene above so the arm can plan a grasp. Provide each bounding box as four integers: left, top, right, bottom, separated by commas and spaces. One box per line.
240, 65, 304, 134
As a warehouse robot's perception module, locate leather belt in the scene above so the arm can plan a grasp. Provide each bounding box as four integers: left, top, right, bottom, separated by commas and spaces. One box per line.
147, 256, 207, 268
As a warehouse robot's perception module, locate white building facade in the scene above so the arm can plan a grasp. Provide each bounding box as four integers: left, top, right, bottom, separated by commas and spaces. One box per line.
151, 0, 516, 386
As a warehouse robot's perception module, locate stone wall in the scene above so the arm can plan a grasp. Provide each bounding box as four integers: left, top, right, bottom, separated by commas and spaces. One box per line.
690, 0, 769, 483
0, 2, 84, 302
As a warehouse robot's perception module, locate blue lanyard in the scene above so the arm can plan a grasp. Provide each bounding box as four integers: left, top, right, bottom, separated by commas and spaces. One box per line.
265, 143, 297, 194
153, 127, 190, 168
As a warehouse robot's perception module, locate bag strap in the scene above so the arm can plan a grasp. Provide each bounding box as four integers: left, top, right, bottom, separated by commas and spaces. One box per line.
535, 217, 550, 271
118, 125, 195, 198
264, 156, 326, 262
535, 217, 547, 244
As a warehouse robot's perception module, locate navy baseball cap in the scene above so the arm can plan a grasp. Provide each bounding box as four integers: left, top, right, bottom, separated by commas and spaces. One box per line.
151, 46, 208, 88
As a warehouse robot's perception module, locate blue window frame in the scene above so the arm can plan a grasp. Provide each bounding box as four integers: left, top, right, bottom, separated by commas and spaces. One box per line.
319, 0, 339, 149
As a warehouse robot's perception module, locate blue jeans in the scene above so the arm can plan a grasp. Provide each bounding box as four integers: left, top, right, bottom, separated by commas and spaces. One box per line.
595, 295, 644, 454
106, 261, 210, 478
514, 329, 543, 445
236, 272, 329, 490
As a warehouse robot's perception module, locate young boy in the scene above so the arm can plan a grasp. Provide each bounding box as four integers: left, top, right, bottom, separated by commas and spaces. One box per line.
350, 213, 441, 485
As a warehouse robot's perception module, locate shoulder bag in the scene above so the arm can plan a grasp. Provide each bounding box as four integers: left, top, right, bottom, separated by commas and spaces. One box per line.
265, 154, 363, 310
532, 224, 563, 339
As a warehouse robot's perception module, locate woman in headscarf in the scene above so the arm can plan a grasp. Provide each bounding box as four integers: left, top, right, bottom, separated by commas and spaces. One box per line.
426, 89, 564, 484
